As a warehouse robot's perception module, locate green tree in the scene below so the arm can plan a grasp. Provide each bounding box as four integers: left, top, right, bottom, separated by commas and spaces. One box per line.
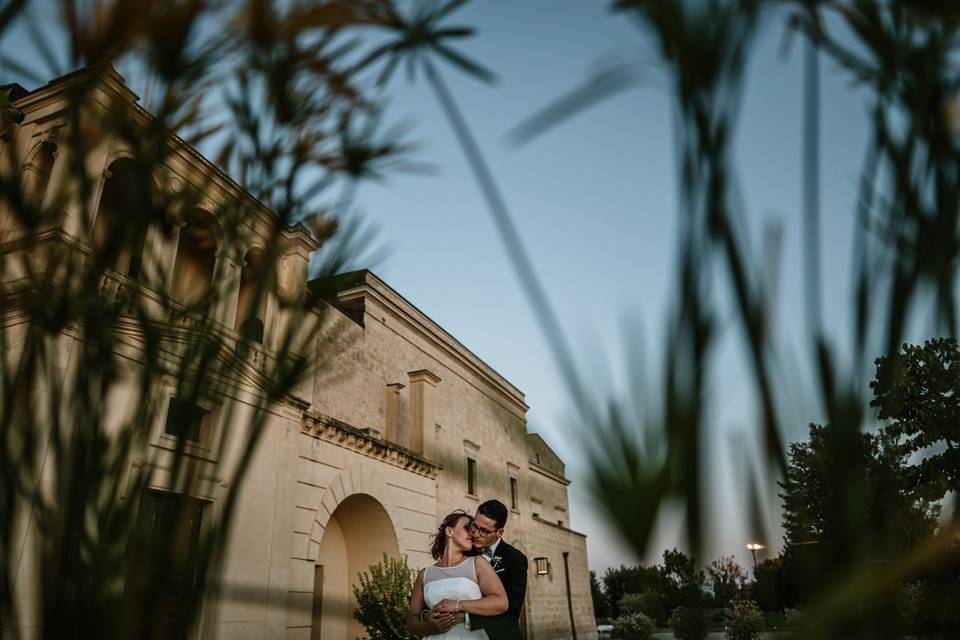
590, 570, 611, 621
353, 554, 417, 640
751, 554, 799, 613
603, 564, 662, 618
871, 338, 960, 502
778, 421, 938, 615
622, 591, 668, 627
707, 556, 748, 609
660, 548, 706, 613
780, 423, 937, 555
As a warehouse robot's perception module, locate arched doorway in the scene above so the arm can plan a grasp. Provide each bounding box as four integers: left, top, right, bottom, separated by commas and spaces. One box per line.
312, 493, 399, 640
171, 207, 218, 307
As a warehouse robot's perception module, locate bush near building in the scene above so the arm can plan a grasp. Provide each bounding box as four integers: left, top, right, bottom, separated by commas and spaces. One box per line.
620, 591, 668, 627
611, 612, 656, 640
724, 599, 764, 640
352, 555, 417, 640
670, 606, 709, 640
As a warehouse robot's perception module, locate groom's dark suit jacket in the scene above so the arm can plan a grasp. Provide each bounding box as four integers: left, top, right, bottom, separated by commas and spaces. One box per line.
471, 539, 527, 640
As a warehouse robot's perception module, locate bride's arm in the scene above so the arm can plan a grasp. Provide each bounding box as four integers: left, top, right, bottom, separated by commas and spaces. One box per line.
433, 558, 508, 617
407, 570, 443, 637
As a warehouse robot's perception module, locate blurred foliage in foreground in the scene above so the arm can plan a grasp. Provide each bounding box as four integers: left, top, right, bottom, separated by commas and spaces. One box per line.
0, 1, 418, 638
332, 0, 960, 636
498, 1, 960, 638
3, 0, 960, 638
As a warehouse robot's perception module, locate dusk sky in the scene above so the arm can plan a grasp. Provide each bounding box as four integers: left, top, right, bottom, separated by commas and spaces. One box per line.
350, 1, 872, 574
1, 1, 883, 575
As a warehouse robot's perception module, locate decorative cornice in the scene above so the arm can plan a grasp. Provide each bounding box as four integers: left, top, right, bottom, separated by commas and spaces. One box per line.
300, 412, 441, 479
528, 460, 570, 486
328, 271, 528, 417
408, 368, 441, 385
12, 65, 316, 251
531, 514, 586, 539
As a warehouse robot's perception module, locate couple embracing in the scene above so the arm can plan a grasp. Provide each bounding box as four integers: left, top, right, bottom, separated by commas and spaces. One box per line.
407, 500, 527, 640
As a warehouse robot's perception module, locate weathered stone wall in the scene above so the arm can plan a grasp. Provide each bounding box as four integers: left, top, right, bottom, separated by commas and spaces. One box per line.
526, 461, 571, 529
303, 273, 597, 639
524, 519, 598, 640
4, 70, 598, 640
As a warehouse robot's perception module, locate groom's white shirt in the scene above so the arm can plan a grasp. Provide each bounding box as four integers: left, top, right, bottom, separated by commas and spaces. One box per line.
482, 537, 501, 559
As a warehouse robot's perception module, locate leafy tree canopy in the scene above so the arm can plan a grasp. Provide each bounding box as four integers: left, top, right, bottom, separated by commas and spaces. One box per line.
707, 555, 748, 608
590, 570, 611, 620
872, 337, 960, 502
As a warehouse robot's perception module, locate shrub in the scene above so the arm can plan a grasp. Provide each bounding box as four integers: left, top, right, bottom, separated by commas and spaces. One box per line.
670, 606, 709, 640
724, 599, 764, 640
611, 612, 656, 640
763, 611, 786, 630
706, 607, 727, 630
639, 591, 669, 626
784, 607, 805, 627
620, 591, 667, 626
352, 554, 417, 640
619, 592, 645, 615
896, 581, 924, 635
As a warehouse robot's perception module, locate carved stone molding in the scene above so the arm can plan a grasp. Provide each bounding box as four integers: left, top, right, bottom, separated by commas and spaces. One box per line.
300, 412, 441, 479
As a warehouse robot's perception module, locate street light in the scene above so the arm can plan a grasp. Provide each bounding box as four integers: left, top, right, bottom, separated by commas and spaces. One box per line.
746, 542, 765, 571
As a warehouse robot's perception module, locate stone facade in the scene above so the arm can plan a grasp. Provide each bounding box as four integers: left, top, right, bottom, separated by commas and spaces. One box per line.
1, 68, 596, 640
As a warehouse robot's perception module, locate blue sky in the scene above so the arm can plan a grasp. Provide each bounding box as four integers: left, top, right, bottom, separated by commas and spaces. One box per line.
350, 2, 872, 573
1, 1, 880, 575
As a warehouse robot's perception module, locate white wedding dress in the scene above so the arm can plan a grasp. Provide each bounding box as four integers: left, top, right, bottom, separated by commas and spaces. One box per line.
422, 556, 489, 640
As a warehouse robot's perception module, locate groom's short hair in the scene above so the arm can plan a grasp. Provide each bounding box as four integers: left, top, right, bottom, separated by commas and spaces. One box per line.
478, 499, 508, 529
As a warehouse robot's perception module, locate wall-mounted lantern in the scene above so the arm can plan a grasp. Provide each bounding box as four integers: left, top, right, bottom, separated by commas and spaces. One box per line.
534, 557, 550, 576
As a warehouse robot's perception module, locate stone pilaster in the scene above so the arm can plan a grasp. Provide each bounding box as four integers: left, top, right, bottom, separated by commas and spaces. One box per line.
407, 369, 440, 458
384, 383, 404, 444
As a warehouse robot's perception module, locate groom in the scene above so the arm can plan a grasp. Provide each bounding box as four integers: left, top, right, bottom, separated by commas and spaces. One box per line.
465, 499, 527, 640
421, 499, 528, 639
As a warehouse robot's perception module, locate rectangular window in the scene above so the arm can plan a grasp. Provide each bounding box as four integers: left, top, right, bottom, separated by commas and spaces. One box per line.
125, 491, 206, 638
510, 477, 518, 510
534, 557, 550, 575
164, 397, 208, 443
466, 457, 477, 495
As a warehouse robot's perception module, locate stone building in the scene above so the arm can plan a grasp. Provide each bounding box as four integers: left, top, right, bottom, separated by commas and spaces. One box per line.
1, 67, 597, 640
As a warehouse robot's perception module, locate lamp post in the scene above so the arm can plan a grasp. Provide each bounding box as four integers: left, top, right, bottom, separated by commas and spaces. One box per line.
746, 543, 764, 571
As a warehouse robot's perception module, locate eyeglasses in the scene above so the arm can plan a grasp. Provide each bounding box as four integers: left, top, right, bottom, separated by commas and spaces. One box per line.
468, 522, 497, 536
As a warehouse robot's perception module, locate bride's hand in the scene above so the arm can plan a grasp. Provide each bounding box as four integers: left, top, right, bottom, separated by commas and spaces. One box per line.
432, 599, 459, 614
426, 609, 457, 633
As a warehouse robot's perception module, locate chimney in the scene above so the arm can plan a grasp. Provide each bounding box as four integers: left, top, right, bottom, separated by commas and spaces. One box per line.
408, 369, 440, 456
384, 383, 404, 443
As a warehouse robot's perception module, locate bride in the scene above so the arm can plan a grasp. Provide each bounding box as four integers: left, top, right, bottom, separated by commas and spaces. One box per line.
406, 511, 507, 639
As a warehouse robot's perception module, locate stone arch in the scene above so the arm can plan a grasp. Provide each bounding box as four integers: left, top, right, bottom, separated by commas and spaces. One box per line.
93, 156, 159, 279
171, 206, 220, 305
23, 134, 59, 167
302, 462, 402, 640
234, 246, 269, 343
302, 462, 401, 560
21, 138, 57, 208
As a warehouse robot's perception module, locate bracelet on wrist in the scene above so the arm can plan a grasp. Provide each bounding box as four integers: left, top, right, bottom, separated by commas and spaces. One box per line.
455, 599, 461, 613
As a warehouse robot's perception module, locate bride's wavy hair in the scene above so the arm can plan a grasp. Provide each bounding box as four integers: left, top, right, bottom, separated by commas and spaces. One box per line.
430, 510, 472, 560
